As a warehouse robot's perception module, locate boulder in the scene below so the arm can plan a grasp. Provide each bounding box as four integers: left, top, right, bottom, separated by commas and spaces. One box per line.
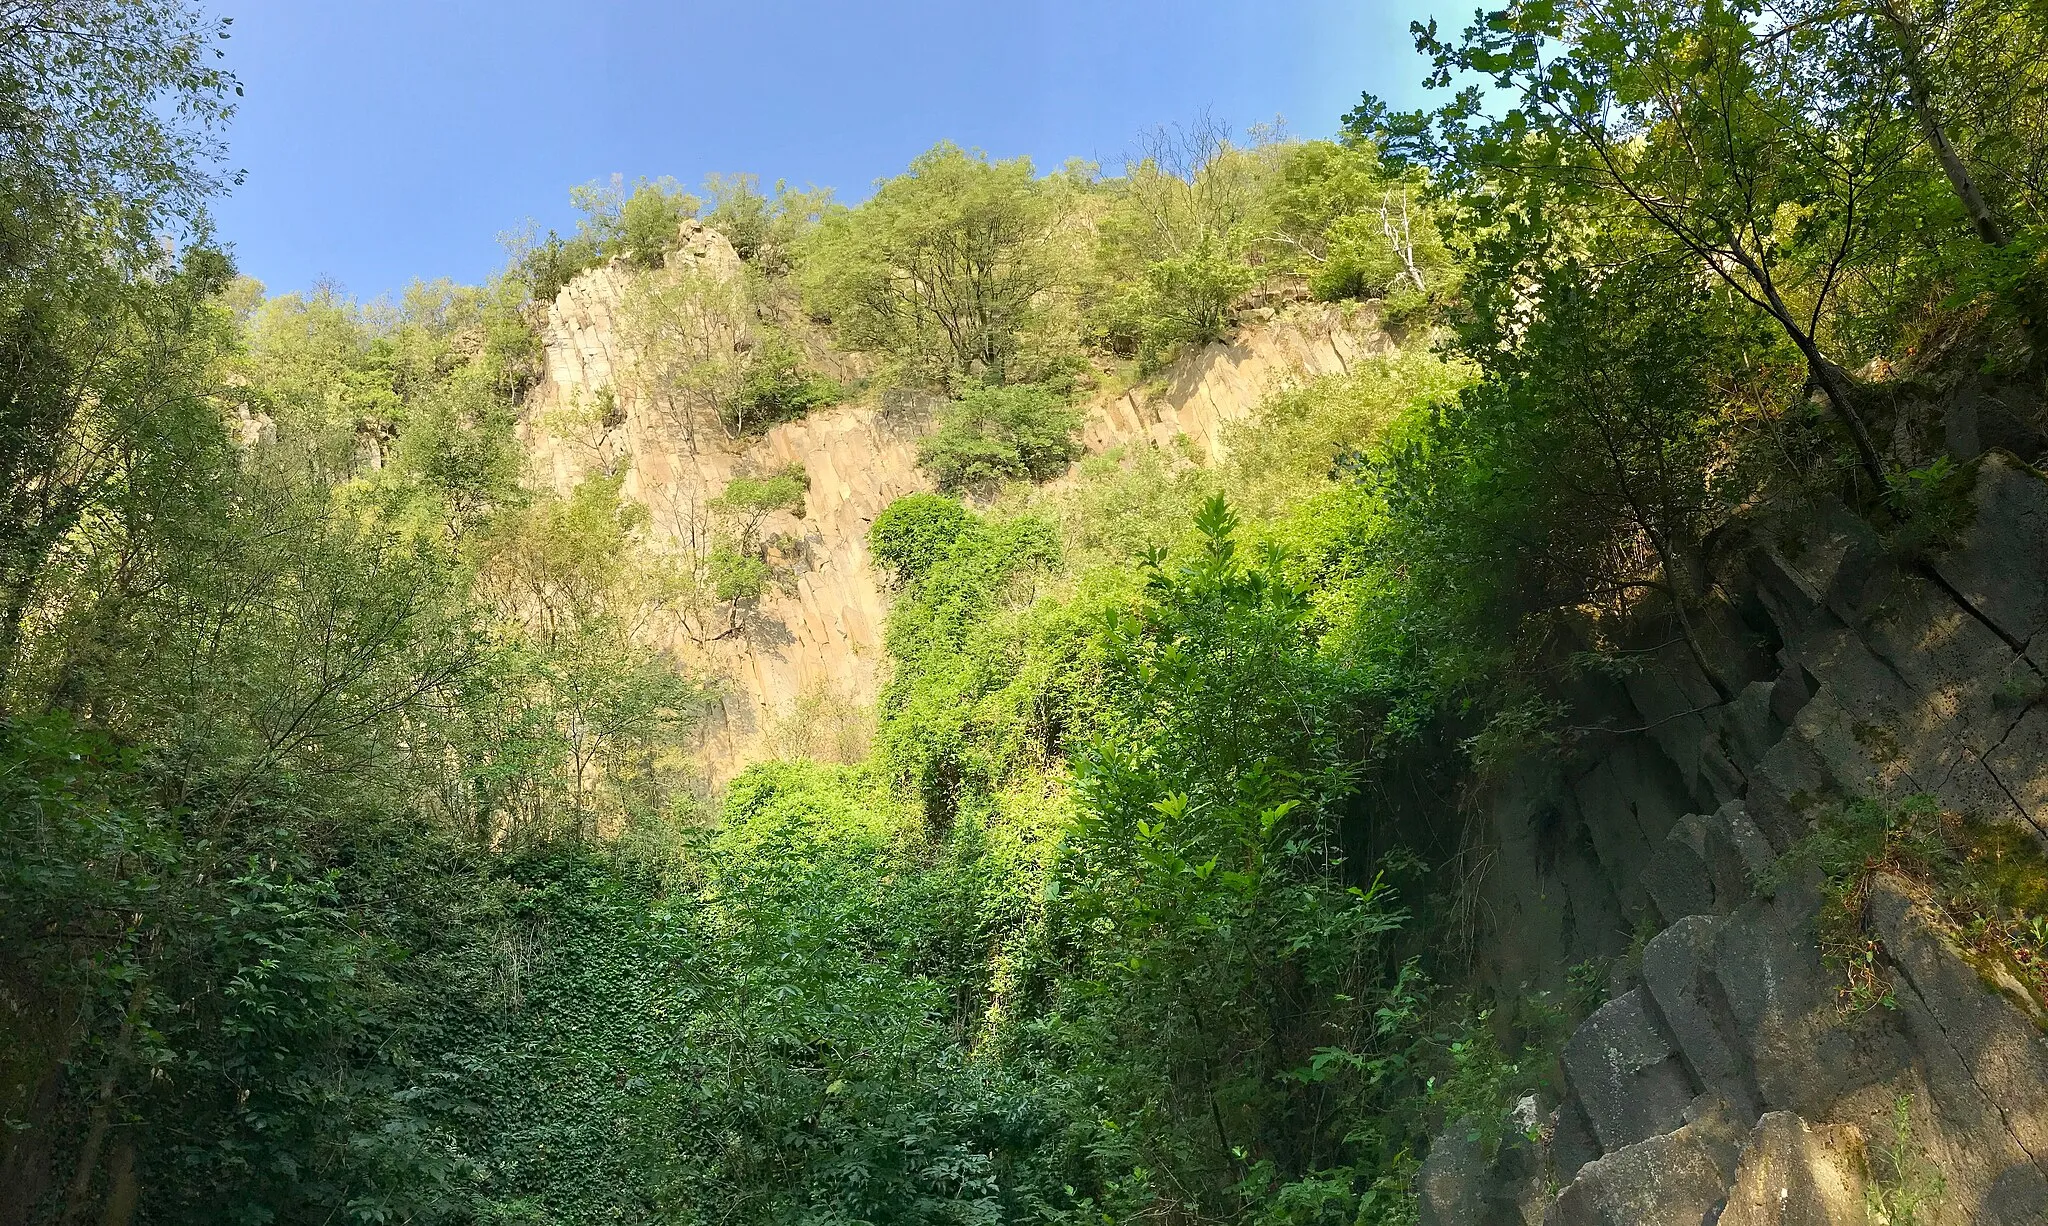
1703, 801, 1777, 909
1709, 881, 1912, 1120
1417, 1124, 1545, 1226
1571, 743, 1697, 917
1545, 1096, 1744, 1226
1931, 452, 2048, 648
1866, 875, 2048, 1140
1561, 989, 1697, 1154
1746, 496, 1881, 639
1641, 915, 1764, 1122
1746, 729, 1837, 852
1642, 802, 1778, 925
1642, 815, 1716, 924
1717, 1111, 1869, 1226
1551, 1096, 1602, 1186
1864, 874, 2048, 1222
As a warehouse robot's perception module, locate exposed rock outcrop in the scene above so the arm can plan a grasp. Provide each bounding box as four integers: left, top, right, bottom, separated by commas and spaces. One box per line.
1425, 447, 2048, 1224
517, 230, 1392, 783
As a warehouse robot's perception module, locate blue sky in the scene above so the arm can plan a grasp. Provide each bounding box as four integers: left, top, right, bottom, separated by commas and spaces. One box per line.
207, 1, 1444, 300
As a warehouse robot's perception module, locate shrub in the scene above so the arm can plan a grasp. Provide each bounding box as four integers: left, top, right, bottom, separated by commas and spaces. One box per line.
727, 335, 841, 435
618, 179, 698, 266
868, 493, 975, 585
703, 173, 836, 277
712, 465, 809, 531
516, 176, 704, 302
709, 548, 773, 604
917, 384, 1083, 493
622, 269, 837, 441
704, 172, 775, 261
1096, 237, 1258, 369
518, 229, 603, 303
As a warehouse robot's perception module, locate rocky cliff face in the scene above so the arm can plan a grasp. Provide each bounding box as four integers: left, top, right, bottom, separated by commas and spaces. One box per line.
1424, 448, 2048, 1224
516, 232, 1392, 783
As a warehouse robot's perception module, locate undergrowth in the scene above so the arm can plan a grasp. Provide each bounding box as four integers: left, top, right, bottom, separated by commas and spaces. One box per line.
1867, 1093, 1947, 1226
1771, 795, 2048, 1017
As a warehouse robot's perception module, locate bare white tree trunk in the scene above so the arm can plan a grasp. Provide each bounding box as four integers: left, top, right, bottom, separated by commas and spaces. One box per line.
1380, 190, 1427, 293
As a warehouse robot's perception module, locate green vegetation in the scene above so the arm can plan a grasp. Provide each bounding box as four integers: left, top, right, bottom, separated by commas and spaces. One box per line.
1868, 1094, 1947, 1225
796, 143, 1084, 389
514, 175, 703, 300
6, 0, 2048, 1222
621, 262, 841, 444
867, 492, 976, 585
917, 383, 1085, 492
1773, 795, 2048, 1015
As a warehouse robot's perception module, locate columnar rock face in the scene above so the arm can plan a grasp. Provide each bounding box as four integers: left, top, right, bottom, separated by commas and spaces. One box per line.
1078, 302, 1396, 462
516, 228, 1393, 783
1420, 446, 2048, 1225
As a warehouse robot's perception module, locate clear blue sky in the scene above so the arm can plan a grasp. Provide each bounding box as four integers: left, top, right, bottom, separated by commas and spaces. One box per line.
207, 1, 1444, 300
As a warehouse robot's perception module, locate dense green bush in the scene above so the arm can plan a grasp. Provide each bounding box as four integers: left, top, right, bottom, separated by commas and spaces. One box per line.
917, 383, 1085, 492
728, 334, 842, 433
868, 492, 975, 585
870, 510, 1075, 825
1093, 235, 1260, 367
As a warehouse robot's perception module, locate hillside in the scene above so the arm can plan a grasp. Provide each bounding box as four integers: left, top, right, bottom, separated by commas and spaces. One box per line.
516, 230, 1394, 781
5, 2, 2048, 1224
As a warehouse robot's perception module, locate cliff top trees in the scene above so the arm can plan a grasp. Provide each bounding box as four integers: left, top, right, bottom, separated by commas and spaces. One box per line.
703, 172, 835, 276
513, 176, 703, 301
621, 260, 841, 448
798, 143, 1081, 390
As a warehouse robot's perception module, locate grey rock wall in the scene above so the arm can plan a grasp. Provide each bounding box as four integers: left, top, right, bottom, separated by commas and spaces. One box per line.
1429, 453, 2048, 1225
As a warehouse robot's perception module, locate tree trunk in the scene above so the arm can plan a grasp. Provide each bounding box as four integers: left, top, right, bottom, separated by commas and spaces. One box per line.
1749, 266, 1889, 489
58, 982, 148, 1226
1878, 0, 2009, 249
1647, 530, 1734, 704
1809, 351, 1890, 491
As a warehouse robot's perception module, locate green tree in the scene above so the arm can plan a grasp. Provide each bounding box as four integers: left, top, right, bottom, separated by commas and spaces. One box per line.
622, 266, 839, 444
513, 175, 704, 301
798, 143, 1076, 387
868, 493, 974, 585
703, 172, 837, 275
1024, 497, 1428, 1218
1361, 0, 1929, 485
1367, 258, 1771, 713
572, 174, 701, 268
1087, 120, 1273, 365
1261, 140, 1455, 307
870, 509, 1066, 825
917, 383, 1084, 492
0, 0, 238, 270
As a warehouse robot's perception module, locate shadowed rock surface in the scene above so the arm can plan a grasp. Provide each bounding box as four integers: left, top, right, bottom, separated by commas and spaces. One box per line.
1424, 437, 2048, 1224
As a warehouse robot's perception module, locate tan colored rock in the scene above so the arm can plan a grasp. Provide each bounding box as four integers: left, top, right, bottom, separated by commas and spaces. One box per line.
664, 218, 744, 281
1078, 301, 1395, 462
1718, 1112, 1869, 1226
518, 247, 1394, 784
